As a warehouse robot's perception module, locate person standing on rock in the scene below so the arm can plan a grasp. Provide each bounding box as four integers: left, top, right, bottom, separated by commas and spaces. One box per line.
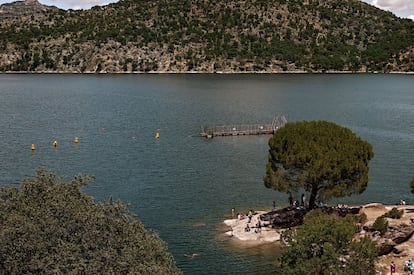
288, 192, 293, 206
248, 210, 253, 223
255, 221, 262, 233
390, 261, 396, 274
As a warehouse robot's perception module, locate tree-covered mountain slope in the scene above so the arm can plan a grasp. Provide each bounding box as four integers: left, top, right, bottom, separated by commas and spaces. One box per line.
0, 0, 413, 73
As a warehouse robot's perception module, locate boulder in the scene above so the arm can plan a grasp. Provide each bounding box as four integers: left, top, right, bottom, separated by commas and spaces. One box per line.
370, 224, 414, 255
260, 205, 361, 229
261, 206, 308, 229
384, 224, 414, 245
376, 237, 397, 255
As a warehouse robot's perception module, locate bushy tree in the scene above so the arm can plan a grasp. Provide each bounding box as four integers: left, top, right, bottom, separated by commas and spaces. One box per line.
383, 207, 403, 219
372, 216, 388, 236
264, 121, 374, 209
0, 168, 181, 274
278, 211, 378, 274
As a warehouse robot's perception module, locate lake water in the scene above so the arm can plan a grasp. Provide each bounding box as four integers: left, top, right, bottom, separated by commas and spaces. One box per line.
0, 74, 413, 274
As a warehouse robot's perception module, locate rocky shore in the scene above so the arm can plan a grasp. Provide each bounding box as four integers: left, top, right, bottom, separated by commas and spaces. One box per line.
362, 204, 414, 274
223, 203, 414, 273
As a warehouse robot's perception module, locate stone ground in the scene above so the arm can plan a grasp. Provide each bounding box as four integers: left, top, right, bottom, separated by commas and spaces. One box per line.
223, 210, 282, 245
360, 203, 414, 275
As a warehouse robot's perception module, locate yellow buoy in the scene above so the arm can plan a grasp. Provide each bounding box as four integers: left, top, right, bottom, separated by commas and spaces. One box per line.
74, 136, 79, 143
53, 140, 58, 148
31, 144, 36, 151
155, 132, 160, 139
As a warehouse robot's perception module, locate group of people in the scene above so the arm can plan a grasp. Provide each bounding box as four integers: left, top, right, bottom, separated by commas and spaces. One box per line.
244, 221, 262, 232
231, 208, 264, 234
243, 210, 263, 233
288, 192, 307, 208
232, 209, 254, 222
389, 258, 414, 274
244, 221, 262, 233
405, 258, 414, 274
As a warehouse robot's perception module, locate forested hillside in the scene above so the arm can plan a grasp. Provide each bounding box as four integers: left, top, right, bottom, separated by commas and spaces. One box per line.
0, 0, 413, 73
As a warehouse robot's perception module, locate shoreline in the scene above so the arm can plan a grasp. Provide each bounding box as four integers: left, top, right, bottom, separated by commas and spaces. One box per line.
222, 203, 414, 273
223, 203, 414, 243
0, 71, 413, 75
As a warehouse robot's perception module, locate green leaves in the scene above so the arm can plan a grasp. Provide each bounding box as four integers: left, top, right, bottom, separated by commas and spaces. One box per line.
0, 168, 181, 274
278, 211, 377, 274
372, 216, 388, 236
265, 121, 374, 208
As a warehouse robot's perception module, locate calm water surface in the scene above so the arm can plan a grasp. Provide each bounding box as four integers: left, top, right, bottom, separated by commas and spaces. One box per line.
0, 74, 413, 274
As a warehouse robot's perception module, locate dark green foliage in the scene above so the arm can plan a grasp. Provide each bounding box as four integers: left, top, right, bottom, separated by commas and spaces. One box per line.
383, 207, 403, 219
0, 168, 181, 274
410, 177, 414, 194
278, 211, 378, 274
372, 216, 388, 236
353, 212, 367, 225
264, 121, 374, 209
370, 207, 402, 236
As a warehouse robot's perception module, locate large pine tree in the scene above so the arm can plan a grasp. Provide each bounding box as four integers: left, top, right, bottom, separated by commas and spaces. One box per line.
264, 121, 374, 209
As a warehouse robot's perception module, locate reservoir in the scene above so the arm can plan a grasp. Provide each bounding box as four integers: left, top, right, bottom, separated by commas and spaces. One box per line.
0, 74, 413, 274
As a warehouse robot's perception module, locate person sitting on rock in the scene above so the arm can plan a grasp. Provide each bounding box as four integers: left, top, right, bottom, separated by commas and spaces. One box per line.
244, 224, 251, 232
294, 200, 300, 208
405, 259, 414, 274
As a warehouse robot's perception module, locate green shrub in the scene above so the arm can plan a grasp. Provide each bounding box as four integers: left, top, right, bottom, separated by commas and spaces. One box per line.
353, 212, 367, 224
372, 216, 388, 236
383, 207, 403, 219
278, 211, 377, 274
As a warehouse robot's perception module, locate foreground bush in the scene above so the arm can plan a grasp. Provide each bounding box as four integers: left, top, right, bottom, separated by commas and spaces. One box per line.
0, 168, 181, 274
278, 210, 378, 274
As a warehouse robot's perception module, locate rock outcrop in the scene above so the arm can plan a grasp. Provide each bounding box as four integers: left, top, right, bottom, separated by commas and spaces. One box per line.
364, 223, 414, 255
0, 0, 53, 18
260, 207, 308, 229
224, 204, 414, 273
259, 205, 361, 229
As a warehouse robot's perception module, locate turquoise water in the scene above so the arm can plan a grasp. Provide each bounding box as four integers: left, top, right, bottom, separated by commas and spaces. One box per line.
0, 74, 413, 274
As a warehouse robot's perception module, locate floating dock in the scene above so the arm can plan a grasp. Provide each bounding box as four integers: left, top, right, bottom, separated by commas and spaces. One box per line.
199, 114, 287, 138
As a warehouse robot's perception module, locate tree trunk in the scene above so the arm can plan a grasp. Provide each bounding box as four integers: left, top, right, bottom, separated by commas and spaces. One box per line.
309, 185, 318, 209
